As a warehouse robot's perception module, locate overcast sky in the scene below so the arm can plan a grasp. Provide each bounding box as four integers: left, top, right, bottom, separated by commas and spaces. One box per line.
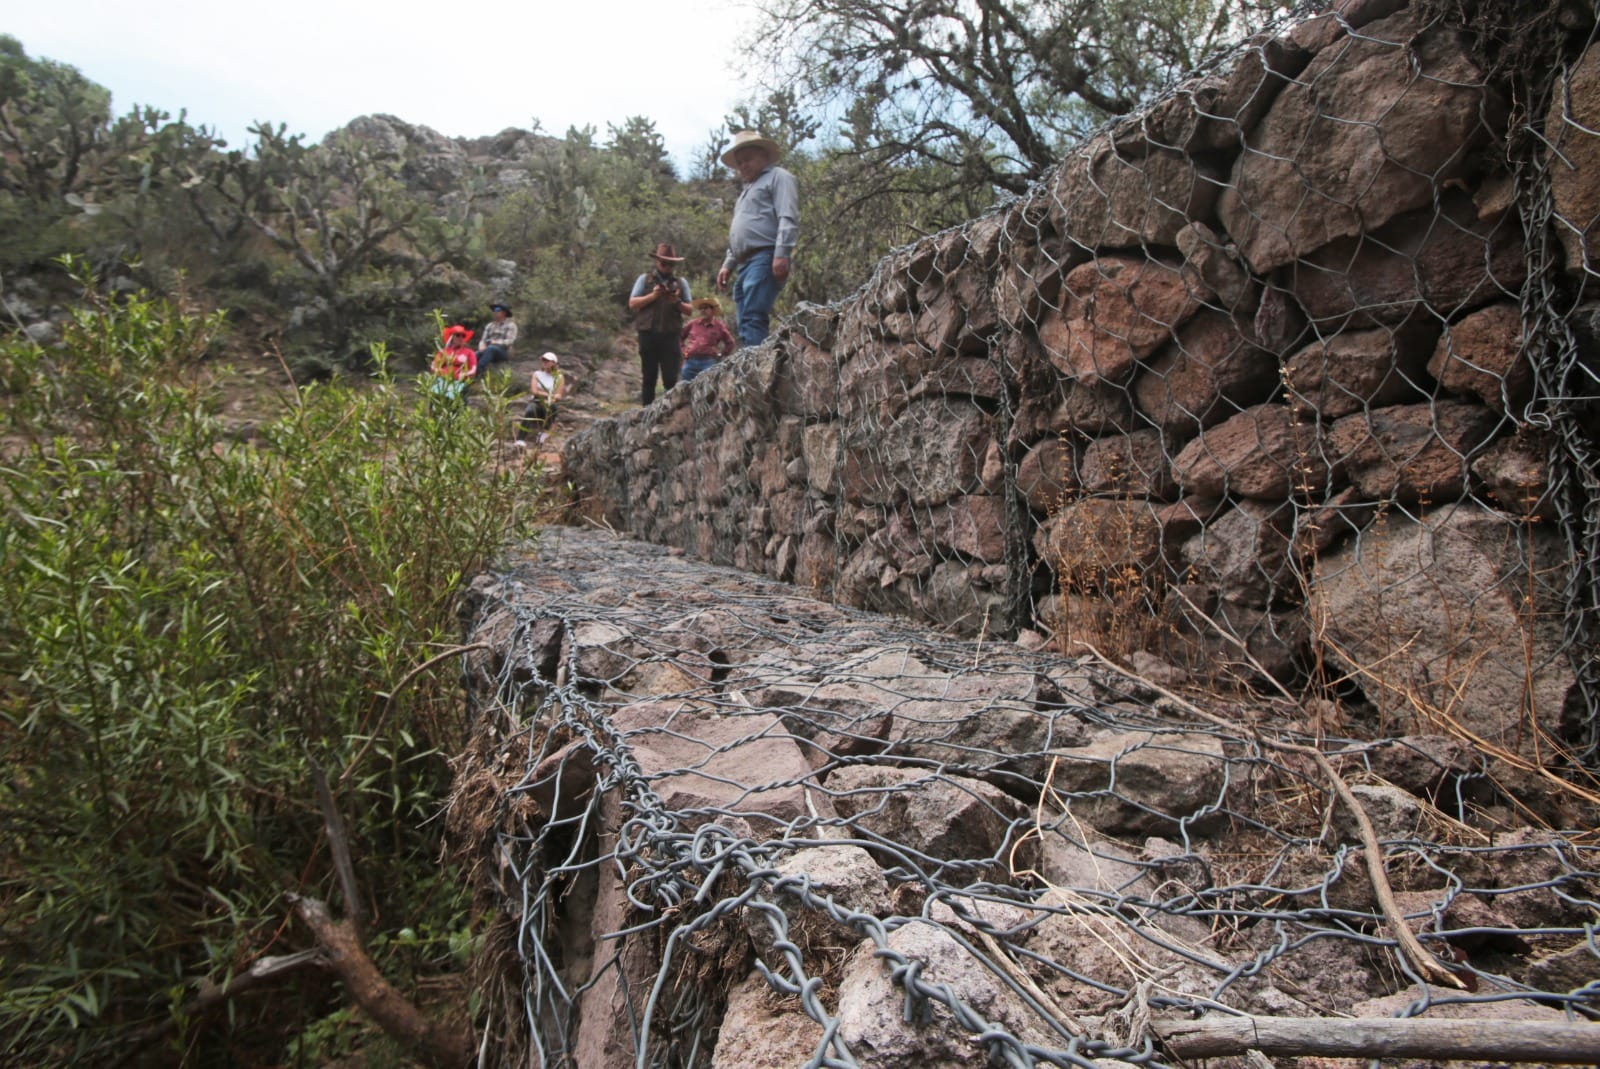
5, 0, 761, 170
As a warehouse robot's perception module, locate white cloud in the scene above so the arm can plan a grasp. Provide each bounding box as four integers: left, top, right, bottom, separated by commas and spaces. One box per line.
4, 0, 757, 167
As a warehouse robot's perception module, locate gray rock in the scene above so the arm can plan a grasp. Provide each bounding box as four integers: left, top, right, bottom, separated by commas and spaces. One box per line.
835, 920, 1059, 1068
1045, 731, 1229, 835
1311, 503, 1580, 760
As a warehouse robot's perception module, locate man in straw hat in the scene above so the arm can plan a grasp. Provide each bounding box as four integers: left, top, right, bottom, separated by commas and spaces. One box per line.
715, 130, 799, 348
628, 241, 694, 405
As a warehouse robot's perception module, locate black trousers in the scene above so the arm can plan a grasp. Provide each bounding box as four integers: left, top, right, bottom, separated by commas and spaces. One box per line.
638, 330, 681, 406
517, 398, 556, 439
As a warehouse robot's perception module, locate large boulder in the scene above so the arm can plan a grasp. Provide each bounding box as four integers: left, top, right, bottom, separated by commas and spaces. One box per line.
1310, 504, 1581, 759
1218, 10, 1504, 272
1036, 257, 1208, 384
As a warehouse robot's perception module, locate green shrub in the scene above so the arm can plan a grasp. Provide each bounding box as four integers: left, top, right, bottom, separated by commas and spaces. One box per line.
0, 264, 532, 1064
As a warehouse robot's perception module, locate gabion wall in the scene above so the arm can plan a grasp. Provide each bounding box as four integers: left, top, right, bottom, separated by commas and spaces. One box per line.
565, 1, 1600, 767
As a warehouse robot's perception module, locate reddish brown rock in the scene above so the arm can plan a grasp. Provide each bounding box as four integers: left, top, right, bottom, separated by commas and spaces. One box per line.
1177, 221, 1255, 310
1133, 310, 1278, 436
1286, 194, 1526, 329
1328, 401, 1503, 503
1173, 405, 1338, 500
1153, 496, 1227, 544
1284, 324, 1436, 420
1078, 429, 1177, 498
1219, 11, 1505, 272
609, 701, 827, 832
827, 764, 1037, 878
774, 334, 839, 419
841, 399, 992, 507
1036, 257, 1208, 384
1292, 485, 1381, 558
1472, 429, 1558, 520
1034, 498, 1163, 593
924, 494, 1008, 563
1053, 377, 1140, 436
1547, 40, 1600, 272
1179, 499, 1299, 608
1050, 134, 1226, 248
993, 241, 1076, 330
1016, 436, 1078, 513
1045, 730, 1229, 835
711, 973, 825, 1069
1117, 33, 1310, 155
1427, 302, 1533, 415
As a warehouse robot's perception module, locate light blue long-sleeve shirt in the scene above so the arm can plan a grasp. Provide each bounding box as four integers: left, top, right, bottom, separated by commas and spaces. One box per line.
722, 165, 800, 271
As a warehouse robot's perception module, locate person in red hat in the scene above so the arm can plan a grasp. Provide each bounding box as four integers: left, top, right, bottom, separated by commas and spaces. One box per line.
626, 242, 693, 405
431, 324, 478, 399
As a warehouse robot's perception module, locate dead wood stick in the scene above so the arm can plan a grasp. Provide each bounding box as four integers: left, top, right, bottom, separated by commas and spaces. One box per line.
290, 894, 475, 1069
1079, 642, 1465, 990
309, 750, 367, 942
1154, 1013, 1600, 1063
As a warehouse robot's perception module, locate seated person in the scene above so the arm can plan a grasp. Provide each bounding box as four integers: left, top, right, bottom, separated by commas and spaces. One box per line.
679, 296, 736, 384
515, 352, 571, 444
476, 303, 518, 377
431, 325, 478, 399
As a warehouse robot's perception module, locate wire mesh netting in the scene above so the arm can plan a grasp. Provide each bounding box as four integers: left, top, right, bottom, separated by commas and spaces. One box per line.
451, 530, 1599, 1068
513, 2, 1600, 1064
564, 1, 1600, 775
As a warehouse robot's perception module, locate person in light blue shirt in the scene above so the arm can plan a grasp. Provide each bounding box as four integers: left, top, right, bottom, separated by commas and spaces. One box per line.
716, 131, 800, 348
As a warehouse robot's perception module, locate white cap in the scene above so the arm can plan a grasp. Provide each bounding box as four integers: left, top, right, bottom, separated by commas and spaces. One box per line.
541, 352, 559, 364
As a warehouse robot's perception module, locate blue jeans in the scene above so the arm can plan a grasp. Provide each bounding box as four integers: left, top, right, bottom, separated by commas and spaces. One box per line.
732, 249, 785, 348
680, 356, 716, 383
475, 345, 510, 377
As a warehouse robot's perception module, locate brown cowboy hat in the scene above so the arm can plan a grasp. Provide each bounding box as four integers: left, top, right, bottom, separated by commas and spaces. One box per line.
649, 242, 686, 263
720, 130, 781, 168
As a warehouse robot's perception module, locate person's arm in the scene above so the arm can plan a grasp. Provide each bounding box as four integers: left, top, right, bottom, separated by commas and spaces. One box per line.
675, 280, 693, 318
772, 168, 800, 282
554, 374, 572, 401
627, 274, 657, 312
716, 321, 736, 356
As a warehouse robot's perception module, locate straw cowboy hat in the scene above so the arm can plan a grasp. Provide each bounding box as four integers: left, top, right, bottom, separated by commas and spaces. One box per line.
692, 296, 723, 313
720, 130, 781, 168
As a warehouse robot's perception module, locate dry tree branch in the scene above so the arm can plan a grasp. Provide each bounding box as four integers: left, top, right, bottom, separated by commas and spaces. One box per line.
289, 894, 475, 1069
1152, 1013, 1600, 1063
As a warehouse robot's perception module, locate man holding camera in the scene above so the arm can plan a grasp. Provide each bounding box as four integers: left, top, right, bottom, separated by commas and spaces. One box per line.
628, 242, 694, 406
716, 130, 799, 348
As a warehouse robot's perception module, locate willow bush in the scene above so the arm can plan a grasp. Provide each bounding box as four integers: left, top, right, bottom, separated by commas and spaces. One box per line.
0, 267, 531, 1064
